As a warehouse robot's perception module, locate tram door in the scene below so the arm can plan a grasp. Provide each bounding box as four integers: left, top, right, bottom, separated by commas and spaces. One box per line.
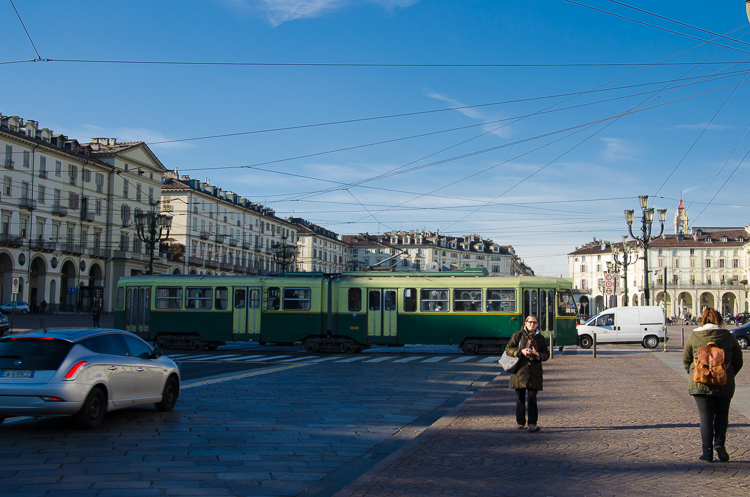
233, 286, 262, 339
367, 288, 398, 341
124, 286, 151, 336
522, 288, 556, 334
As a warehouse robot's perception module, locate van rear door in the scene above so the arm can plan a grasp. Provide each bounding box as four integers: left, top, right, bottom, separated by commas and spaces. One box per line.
615, 308, 641, 342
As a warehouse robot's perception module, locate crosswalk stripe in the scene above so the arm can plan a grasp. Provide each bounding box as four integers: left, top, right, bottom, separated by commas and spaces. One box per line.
337, 356, 368, 362
243, 355, 292, 362
236, 355, 266, 361
478, 356, 501, 363
449, 356, 473, 363
179, 354, 217, 360
362, 356, 393, 363
393, 356, 425, 363
279, 356, 318, 362
210, 354, 244, 361
421, 356, 449, 363
307, 356, 341, 363
165, 354, 191, 359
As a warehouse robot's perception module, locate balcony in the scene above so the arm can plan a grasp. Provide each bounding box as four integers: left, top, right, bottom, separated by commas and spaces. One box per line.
242, 241, 251, 249
3, 158, 14, 170
220, 262, 233, 271
31, 239, 56, 252
52, 204, 68, 217
61, 243, 84, 255
189, 256, 205, 267
19, 197, 37, 210
229, 237, 238, 246
82, 211, 96, 222
206, 259, 219, 269
199, 231, 210, 240
215, 234, 225, 244
89, 248, 110, 259
39, 170, 48, 179
233, 264, 246, 273
0, 234, 23, 248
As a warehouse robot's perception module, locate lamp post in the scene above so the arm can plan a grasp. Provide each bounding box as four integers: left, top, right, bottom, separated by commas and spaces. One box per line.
134, 200, 173, 276
271, 235, 297, 273
625, 195, 667, 306
609, 235, 639, 306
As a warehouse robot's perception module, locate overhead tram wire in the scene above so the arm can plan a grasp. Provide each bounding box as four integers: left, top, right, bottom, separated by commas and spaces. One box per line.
9, 0, 42, 60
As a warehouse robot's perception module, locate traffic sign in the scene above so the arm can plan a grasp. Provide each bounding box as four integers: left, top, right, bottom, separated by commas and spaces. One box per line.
11, 278, 19, 294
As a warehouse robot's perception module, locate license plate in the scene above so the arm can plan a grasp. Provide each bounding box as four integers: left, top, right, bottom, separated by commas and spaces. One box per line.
0, 370, 35, 379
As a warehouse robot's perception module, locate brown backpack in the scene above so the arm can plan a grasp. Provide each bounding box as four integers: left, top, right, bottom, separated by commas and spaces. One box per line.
693, 342, 728, 386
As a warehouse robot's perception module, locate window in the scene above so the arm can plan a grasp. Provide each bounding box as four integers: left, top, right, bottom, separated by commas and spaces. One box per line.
81, 335, 127, 356
283, 288, 311, 310
705, 259, 711, 268
734, 259, 739, 268
185, 287, 212, 309
673, 259, 679, 268
83, 169, 91, 183
123, 180, 129, 198
38, 185, 45, 204
95, 199, 102, 215
136, 183, 142, 201
116, 287, 125, 309
719, 259, 725, 268
403, 288, 417, 312
580, 265, 586, 272
453, 289, 482, 312
68, 192, 80, 210
121, 204, 131, 226
55, 160, 62, 177
21, 182, 29, 199
96, 173, 104, 193
691, 259, 696, 268
348, 288, 362, 311
215, 287, 228, 310
596, 264, 601, 272
557, 290, 577, 316
121, 335, 152, 359
39, 156, 47, 176
155, 287, 183, 309
487, 289, 516, 312
420, 289, 448, 312
69, 165, 77, 185
3, 176, 10, 196
149, 187, 154, 202
689, 248, 695, 255
267, 287, 280, 310
23, 150, 30, 167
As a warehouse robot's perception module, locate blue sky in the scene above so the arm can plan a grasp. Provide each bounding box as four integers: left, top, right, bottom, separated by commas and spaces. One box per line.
3, 0, 750, 276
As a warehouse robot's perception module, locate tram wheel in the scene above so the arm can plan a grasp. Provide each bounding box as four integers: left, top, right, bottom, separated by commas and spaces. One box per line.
194, 343, 205, 350
207, 343, 219, 351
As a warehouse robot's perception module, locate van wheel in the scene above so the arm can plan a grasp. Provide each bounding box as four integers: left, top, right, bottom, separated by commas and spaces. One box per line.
73, 387, 106, 429
643, 335, 659, 349
579, 335, 593, 349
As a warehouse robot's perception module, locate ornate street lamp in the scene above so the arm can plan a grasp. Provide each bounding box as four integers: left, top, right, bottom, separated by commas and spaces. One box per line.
625, 195, 667, 306
747, 0, 750, 23
608, 235, 639, 306
134, 200, 173, 275
271, 235, 297, 273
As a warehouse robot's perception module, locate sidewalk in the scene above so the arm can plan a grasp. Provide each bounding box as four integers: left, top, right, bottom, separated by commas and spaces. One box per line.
337, 346, 750, 497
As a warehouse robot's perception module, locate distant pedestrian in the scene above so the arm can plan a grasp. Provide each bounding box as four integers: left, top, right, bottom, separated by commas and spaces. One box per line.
40, 300, 47, 314
683, 307, 743, 462
77, 299, 82, 315
505, 314, 550, 432
92, 307, 101, 328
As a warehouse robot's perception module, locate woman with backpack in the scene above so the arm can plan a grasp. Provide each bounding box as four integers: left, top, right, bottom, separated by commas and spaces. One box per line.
505, 314, 550, 432
683, 307, 743, 462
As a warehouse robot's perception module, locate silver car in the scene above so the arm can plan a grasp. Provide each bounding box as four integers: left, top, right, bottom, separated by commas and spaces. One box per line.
0, 329, 180, 428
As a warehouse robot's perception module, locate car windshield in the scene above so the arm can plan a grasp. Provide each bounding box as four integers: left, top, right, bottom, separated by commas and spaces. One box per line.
0, 338, 74, 370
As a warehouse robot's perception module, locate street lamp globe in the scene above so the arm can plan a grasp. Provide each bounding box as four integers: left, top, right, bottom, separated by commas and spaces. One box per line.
639, 195, 649, 210
624, 209, 635, 225
657, 208, 668, 223
747, 0, 750, 23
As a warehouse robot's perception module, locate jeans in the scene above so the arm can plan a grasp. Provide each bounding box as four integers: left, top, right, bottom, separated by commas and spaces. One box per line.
515, 388, 538, 426
693, 394, 732, 448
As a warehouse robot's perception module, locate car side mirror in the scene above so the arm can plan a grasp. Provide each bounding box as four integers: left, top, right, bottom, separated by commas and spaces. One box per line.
152, 348, 163, 359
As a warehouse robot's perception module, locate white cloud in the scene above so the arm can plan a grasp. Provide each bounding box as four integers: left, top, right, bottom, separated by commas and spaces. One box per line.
427, 91, 513, 139
599, 137, 639, 163
225, 0, 419, 27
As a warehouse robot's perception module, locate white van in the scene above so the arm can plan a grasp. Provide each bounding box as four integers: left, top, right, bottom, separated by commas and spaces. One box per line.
577, 306, 667, 349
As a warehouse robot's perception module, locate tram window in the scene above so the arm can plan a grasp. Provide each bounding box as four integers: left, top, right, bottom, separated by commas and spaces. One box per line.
250, 289, 261, 309
403, 288, 417, 312
368, 291, 380, 311
267, 288, 280, 310
155, 287, 183, 309
115, 287, 125, 310
234, 289, 246, 308
186, 287, 212, 309
453, 288, 481, 312
384, 291, 397, 311
547, 290, 555, 332
487, 289, 515, 312
421, 289, 448, 312
215, 287, 229, 310
283, 288, 311, 311
348, 288, 362, 312
557, 290, 577, 316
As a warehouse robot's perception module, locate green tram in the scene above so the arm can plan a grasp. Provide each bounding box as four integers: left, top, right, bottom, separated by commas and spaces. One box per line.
114, 269, 578, 354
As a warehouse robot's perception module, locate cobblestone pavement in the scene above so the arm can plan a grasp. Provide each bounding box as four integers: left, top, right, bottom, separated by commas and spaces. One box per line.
338, 346, 750, 497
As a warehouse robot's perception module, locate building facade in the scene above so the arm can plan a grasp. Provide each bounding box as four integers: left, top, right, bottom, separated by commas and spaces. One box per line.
160, 173, 298, 275
568, 199, 749, 318
0, 114, 166, 313
288, 218, 346, 273
342, 230, 531, 275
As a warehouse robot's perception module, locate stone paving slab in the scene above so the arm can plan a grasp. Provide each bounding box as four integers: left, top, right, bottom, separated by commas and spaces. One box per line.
337, 347, 750, 497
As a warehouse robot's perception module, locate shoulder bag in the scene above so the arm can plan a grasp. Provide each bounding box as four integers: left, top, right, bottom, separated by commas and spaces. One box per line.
499, 334, 525, 374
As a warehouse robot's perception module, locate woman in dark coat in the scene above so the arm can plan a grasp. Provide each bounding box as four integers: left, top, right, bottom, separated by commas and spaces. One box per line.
683, 307, 743, 462
505, 314, 550, 432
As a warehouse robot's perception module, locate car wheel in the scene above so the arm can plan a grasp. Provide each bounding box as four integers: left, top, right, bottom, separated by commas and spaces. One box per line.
21, 309, 28, 314
738, 336, 749, 349
579, 335, 593, 349
73, 387, 106, 429
643, 335, 659, 349
155, 377, 179, 412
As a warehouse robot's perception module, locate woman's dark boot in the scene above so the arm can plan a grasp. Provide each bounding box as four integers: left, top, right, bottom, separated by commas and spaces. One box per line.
699, 445, 713, 462
715, 446, 729, 462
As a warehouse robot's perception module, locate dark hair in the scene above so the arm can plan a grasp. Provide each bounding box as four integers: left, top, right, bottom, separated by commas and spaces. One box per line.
701, 307, 723, 327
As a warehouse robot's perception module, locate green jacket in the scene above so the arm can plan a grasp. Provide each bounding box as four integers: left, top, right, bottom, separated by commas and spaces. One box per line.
682, 324, 743, 398
506, 329, 550, 391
